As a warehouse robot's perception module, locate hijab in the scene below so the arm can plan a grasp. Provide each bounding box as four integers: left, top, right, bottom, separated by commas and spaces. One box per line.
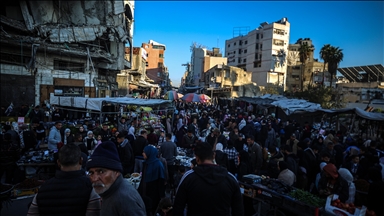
143, 145, 165, 183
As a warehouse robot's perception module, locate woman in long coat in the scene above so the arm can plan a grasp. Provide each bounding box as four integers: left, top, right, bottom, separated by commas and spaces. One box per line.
139, 145, 166, 215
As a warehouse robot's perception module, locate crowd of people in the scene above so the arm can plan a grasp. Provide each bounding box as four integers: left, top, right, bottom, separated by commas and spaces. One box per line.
1, 100, 384, 215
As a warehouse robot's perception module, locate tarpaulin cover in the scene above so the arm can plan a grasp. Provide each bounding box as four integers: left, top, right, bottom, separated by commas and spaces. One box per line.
50, 95, 173, 111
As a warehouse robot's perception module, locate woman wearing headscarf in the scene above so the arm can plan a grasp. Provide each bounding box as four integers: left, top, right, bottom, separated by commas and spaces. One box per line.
83, 131, 97, 151
338, 168, 356, 204
63, 128, 74, 145
139, 145, 166, 215
278, 161, 296, 186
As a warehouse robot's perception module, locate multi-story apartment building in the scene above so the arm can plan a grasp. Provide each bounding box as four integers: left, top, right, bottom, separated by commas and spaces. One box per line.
117, 47, 160, 96
204, 64, 257, 98
225, 17, 290, 87
0, 0, 134, 109
188, 47, 227, 87
141, 40, 170, 90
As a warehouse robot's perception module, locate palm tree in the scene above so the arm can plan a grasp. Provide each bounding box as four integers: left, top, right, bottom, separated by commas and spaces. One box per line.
320, 44, 331, 87
327, 46, 344, 88
298, 43, 311, 91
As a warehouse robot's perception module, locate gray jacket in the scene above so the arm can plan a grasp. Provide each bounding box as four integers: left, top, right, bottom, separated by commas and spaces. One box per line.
48, 126, 61, 150
100, 175, 146, 216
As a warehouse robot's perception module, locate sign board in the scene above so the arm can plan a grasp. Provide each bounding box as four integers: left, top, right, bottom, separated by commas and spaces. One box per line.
18, 117, 25, 126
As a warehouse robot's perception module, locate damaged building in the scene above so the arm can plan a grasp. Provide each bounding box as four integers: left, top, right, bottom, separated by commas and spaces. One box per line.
0, 0, 135, 110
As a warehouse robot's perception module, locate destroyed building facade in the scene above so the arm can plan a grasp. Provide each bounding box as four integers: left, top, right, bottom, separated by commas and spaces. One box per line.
0, 0, 134, 109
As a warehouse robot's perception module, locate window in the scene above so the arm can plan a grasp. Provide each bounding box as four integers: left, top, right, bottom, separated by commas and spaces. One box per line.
153, 45, 165, 50
157, 72, 161, 77
273, 29, 285, 35
255, 43, 259, 49
54, 60, 84, 72
273, 39, 284, 46
260, 44, 263, 50
245, 41, 248, 45
158, 62, 164, 68
243, 59, 246, 63
239, 40, 243, 45
233, 86, 239, 91
261, 34, 263, 39
239, 49, 242, 54
159, 54, 164, 58
146, 62, 149, 67
234, 42, 236, 46
255, 53, 258, 59
228, 44, 230, 47
225, 70, 230, 78
244, 49, 247, 54
0, 53, 31, 66
260, 54, 262, 60
238, 58, 241, 64
256, 34, 259, 39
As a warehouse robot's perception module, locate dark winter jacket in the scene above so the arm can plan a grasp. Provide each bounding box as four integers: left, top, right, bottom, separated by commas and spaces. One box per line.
173, 164, 244, 216
133, 135, 148, 157
285, 153, 299, 176
214, 150, 229, 169
36, 170, 92, 215
117, 139, 135, 176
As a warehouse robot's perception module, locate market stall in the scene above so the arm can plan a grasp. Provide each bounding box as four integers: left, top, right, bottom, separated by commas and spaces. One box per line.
16, 150, 56, 180
239, 175, 370, 216
49, 95, 176, 136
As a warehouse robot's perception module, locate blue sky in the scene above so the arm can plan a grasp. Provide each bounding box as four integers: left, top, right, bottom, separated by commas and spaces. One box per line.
133, 1, 384, 86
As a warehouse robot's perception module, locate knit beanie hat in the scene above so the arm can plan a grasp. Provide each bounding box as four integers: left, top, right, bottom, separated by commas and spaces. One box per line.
86, 141, 122, 173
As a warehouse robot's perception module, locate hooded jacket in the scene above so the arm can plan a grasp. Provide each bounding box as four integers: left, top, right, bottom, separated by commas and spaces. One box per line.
48, 126, 61, 151
173, 164, 244, 216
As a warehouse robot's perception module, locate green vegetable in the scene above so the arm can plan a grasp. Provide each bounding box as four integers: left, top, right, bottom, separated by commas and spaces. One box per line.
288, 189, 326, 207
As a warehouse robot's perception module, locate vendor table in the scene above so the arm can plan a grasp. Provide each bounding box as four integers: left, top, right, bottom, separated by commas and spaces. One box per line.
16, 150, 56, 179
239, 179, 324, 216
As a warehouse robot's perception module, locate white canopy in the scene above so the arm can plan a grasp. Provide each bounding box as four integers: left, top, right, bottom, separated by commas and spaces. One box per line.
50, 95, 173, 112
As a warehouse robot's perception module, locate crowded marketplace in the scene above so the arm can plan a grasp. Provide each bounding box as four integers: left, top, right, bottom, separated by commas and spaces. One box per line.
1, 93, 384, 216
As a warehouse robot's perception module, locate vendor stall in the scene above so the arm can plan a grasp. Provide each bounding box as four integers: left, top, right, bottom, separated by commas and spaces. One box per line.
16, 150, 56, 180
239, 176, 325, 216
49, 95, 176, 137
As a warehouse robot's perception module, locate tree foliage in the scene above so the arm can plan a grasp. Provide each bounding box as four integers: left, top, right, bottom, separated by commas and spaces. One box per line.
286, 86, 346, 109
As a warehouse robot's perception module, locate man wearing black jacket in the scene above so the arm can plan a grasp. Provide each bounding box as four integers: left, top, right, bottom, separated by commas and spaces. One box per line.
173, 142, 244, 216
116, 133, 135, 176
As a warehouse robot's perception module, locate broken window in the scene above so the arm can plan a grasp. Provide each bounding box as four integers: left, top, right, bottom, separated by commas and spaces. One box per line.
54, 60, 84, 72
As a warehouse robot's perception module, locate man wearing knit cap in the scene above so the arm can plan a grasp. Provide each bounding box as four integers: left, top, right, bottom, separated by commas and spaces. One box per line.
87, 141, 146, 216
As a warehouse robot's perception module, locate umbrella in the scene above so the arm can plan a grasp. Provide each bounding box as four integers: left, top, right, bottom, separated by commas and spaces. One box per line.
181, 93, 201, 103
199, 94, 211, 102
164, 90, 179, 100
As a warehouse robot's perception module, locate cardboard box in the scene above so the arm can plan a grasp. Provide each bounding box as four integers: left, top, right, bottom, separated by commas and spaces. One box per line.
325, 195, 366, 216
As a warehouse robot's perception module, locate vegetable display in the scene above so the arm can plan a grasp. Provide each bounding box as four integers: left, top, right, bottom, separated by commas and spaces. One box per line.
288, 189, 326, 207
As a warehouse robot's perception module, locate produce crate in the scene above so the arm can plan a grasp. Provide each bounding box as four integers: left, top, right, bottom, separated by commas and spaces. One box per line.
324, 195, 366, 216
